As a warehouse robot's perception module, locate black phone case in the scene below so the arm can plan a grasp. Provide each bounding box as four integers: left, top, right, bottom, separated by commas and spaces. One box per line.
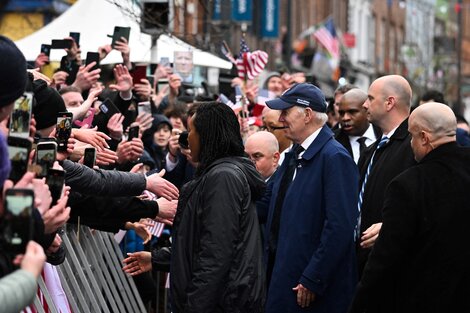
51, 39, 73, 49
112, 27, 130, 48
86, 52, 100, 71
99, 99, 120, 118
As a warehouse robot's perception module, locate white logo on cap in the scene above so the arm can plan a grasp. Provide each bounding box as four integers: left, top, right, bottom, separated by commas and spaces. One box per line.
297, 99, 310, 106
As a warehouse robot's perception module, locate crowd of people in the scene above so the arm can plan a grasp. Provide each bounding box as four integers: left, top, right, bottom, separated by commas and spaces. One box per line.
0, 28, 470, 313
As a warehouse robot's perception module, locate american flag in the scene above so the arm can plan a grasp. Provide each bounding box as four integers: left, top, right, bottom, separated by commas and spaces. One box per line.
147, 219, 165, 237
252, 89, 276, 117
313, 17, 340, 61
236, 38, 268, 80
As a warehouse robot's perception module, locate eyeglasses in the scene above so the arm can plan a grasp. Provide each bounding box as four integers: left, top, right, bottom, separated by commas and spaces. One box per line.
260, 125, 287, 132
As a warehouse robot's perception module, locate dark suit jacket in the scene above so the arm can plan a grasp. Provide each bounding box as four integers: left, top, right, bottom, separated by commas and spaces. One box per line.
349, 142, 470, 313
356, 119, 416, 275
334, 125, 382, 160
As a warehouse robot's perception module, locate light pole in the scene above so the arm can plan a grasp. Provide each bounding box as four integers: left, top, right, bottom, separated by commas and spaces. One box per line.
456, 0, 463, 114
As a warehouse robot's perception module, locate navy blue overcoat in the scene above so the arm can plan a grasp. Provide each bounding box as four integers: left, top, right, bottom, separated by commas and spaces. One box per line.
263, 126, 359, 313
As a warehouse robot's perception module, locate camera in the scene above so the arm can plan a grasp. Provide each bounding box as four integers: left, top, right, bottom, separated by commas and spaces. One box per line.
178, 131, 189, 150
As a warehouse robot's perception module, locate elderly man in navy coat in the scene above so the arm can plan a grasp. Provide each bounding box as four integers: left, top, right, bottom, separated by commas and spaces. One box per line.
261, 83, 359, 312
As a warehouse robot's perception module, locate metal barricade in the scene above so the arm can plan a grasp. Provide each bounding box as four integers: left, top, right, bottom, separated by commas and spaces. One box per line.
33, 224, 147, 313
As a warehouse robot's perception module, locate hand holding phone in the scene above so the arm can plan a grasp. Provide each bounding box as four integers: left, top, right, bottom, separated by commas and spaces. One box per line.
7, 136, 32, 183
111, 26, 131, 48
0, 189, 34, 255
35, 141, 57, 178
69, 32, 80, 46
40, 44, 51, 58
9, 92, 33, 139
85, 52, 100, 71
83, 147, 96, 168
46, 169, 65, 205
99, 98, 120, 120
128, 125, 140, 141
56, 112, 73, 152
178, 131, 189, 150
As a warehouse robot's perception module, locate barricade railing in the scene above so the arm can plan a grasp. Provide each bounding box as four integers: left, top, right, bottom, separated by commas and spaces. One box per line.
32, 224, 147, 313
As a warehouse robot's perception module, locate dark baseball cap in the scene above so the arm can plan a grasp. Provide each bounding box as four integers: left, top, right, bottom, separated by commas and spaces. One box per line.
266, 83, 327, 113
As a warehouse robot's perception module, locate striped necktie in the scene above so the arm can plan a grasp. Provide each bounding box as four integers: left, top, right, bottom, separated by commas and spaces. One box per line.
355, 136, 389, 239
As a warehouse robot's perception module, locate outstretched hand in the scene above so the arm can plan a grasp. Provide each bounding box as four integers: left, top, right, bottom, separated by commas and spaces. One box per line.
122, 251, 152, 276
146, 169, 179, 201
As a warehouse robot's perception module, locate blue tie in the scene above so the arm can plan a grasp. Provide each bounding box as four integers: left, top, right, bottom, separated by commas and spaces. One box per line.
355, 136, 389, 240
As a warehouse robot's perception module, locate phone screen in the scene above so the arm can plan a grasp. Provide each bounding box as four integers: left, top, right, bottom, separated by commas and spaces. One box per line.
47, 169, 64, 205
138, 101, 152, 115
56, 112, 73, 152
160, 57, 170, 68
7, 137, 32, 183
9, 92, 33, 138
83, 148, 96, 168
1, 189, 34, 254
36, 142, 57, 178
128, 126, 140, 141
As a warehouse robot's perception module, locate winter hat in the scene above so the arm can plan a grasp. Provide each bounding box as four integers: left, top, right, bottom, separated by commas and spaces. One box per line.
0, 132, 11, 186
0, 36, 27, 107
142, 114, 173, 148
32, 78, 67, 130
262, 71, 281, 89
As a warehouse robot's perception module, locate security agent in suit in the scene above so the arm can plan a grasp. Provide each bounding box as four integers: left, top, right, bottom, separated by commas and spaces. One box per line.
334, 89, 380, 163
260, 83, 359, 313
356, 75, 416, 277
349, 102, 470, 313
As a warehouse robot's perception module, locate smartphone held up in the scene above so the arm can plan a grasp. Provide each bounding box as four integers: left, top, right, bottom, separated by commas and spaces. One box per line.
9, 92, 33, 139
0, 189, 34, 255
7, 136, 32, 184
56, 112, 73, 152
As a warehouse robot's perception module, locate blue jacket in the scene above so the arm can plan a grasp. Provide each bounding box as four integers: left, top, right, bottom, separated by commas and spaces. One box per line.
262, 126, 359, 313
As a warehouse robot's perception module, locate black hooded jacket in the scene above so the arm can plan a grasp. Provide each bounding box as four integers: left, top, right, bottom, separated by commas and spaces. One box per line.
170, 157, 266, 313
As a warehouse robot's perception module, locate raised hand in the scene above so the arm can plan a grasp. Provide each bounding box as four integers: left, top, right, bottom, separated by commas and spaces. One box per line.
109, 64, 133, 99
116, 138, 144, 164
107, 113, 125, 141
134, 78, 152, 101
72, 62, 101, 92
134, 112, 154, 134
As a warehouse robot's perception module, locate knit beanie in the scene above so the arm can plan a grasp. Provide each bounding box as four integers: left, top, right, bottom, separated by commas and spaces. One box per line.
32, 78, 67, 130
262, 71, 281, 90
0, 132, 11, 186
0, 36, 27, 107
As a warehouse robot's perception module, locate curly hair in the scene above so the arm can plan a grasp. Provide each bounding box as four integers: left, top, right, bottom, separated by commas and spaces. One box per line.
193, 102, 245, 175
